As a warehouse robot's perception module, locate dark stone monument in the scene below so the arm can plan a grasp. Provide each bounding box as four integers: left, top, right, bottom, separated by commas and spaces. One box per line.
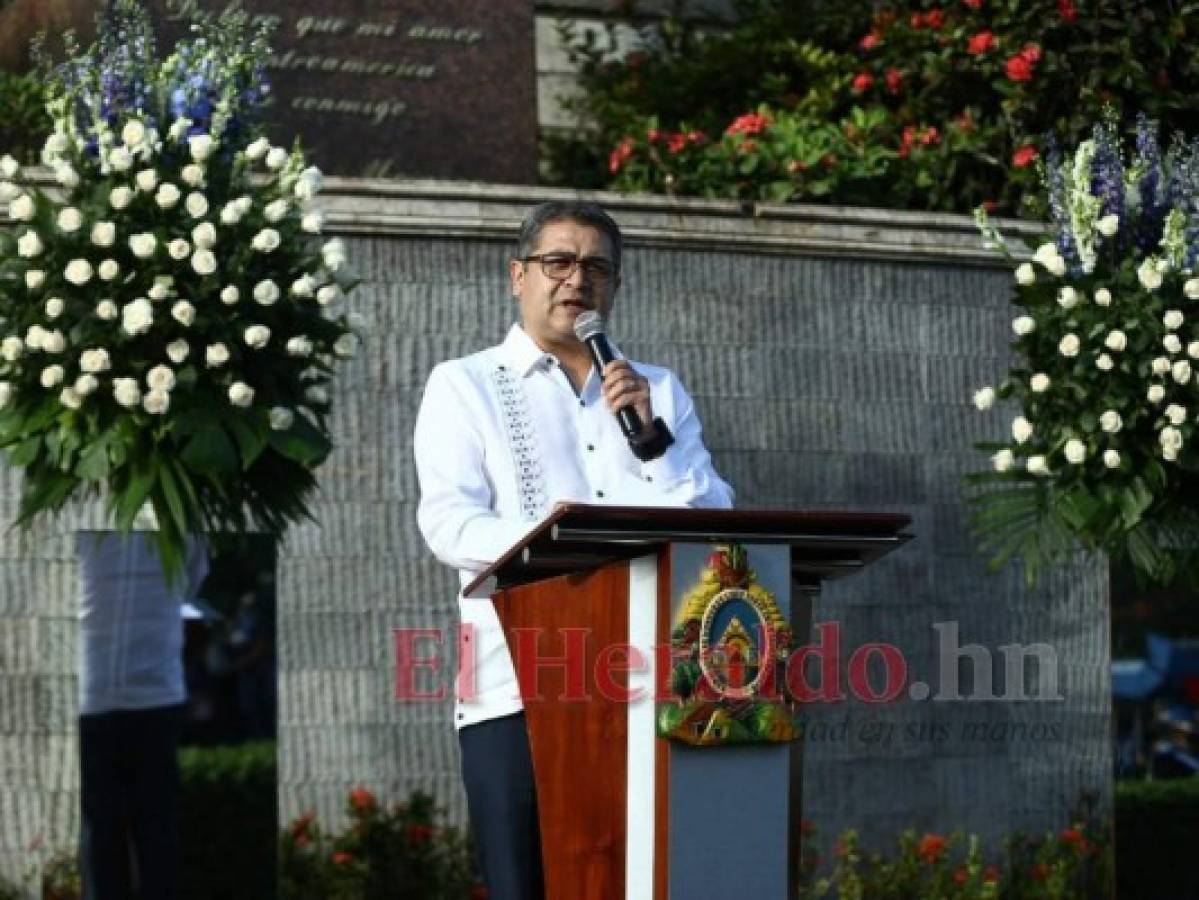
147, 0, 538, 182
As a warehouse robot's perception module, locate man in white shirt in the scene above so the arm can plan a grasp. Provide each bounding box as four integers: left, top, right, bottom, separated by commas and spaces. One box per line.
414, 201, 733, 899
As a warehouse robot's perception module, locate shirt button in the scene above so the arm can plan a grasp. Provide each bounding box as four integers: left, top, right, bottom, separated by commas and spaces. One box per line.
586, 444, 595, 452
596, 490, 605, 499
646, 476, 653, 483
579, 400, 585, 407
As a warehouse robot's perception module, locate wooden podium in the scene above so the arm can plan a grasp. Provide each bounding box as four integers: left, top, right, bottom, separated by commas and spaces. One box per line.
465, 506, 912, 900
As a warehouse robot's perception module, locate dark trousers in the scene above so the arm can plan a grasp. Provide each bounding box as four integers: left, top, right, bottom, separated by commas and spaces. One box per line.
79, 704, 183, 900
459, 712, 545, 900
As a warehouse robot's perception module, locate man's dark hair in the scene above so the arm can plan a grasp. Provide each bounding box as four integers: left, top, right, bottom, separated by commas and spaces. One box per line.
516, 201, 623, 272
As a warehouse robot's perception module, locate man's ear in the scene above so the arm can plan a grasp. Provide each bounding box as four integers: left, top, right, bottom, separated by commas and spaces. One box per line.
509, 258, 524, 298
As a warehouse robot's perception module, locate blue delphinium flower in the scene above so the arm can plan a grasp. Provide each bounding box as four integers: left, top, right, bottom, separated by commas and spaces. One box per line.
1133, 114, 1168, 257
1043, 135, 1081, 271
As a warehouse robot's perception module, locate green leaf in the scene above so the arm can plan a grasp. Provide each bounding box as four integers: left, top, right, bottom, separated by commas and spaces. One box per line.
76, 440, 110, 481
113, 461, 157, 531
225, 415, 270, 470
268, 414, 331, 468
9, 436, 41, 467
180, 425, 239, 476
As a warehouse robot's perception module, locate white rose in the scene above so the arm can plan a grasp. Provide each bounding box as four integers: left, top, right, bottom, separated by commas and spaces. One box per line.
290, 275, 316, 298
1014, 262, 1036, 286
146, 364, 176, 392
333, 333, 358, 358
1028, 374, 1047, 394
41, 330, 65, 353
148, 279, 172, 301
1156, 258, 1170, 274
1185, 278, 1199, 300
300, 211, 324, 234
1032, 242, 1060, 269
172, 301, 196, 326
59, 386, 82, 410
0, 155, 17, 178
129, 233, 157, 258
1148, 384, 1166, 404
73, 374, 98, 396
185, 192, 209, 218
1138, 258, 1163, 291
113, 377, 141, 408
43, 132, 68, 156
1095, 354, 1113, 372
244, 325, 271, 348
0, 181, 17, 203
24, 325, 46, 351
121, 120, 146, 147
265, 147, 288, 170
1026, 455, 1049, 475
228, 381, 255, 407
1012, 416, 1033, 444
17, 230, 43, 258
1, 336, 23, 361
1173, 360, 1192, 384
269, 407, 295, 430
205, 343, 230, 367
253, 280, 280, 305
1100, 410, 1123, 433
322, 238, 347, 271
189, 134, 215, 162
90, 221, 116, 247
143, 390, 171, 415
220, 285, 240, 305
235, 196, 253, 215
244, 137, 270, 160
168, 117, 192, 141
316, 284, 338, 306
1164, 310, 1185, 330
192, 249, 217, 276
155, 183, 181, 209
1166, 404, 1187, 426
991, 447, 1014, 472
45, 297, 65, 319
80, 348, 111, 373
1160, 426, 1184, 456
9, 194, 34, 221
1094, 288, 1112, 306
1188, 341, 1199, 360
1104, 330, 1127, 352
96, 300, 118, 320
135, 168, 159, 192
64, 259, 93, 286
181, 164, 205, 187
109, 186, 133, 210
1103, 449, 1121, 469
108, 146, 133, 172
1046, 256, 1067, 277
122, 298, 155, 336
192, 222, 217, 249
57, 207, 83, 233
1154, 357, 1175, 377
304, 385, 328, 405
98, 259, 120, 281
251, 229, 281, 253
24, 270, 45, 290
1164, 334, 1182, 354
1064, 439, 1086, 464
168, 239, 191, 260
1057, 286, 1078, 309
286, 336, 314, 356
973, 386, 995, 410
166, 339, 190, 363
40, 365, 64, 388
219, 202, 242, 225
1096, 214, 1119, 237
1058, 334, 1080, 357
264, 199, 289, 222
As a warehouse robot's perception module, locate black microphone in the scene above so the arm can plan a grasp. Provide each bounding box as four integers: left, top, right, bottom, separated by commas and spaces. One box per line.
573, 310, 644, 439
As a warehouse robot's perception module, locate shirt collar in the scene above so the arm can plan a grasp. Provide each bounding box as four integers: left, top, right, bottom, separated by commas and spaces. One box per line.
498, 324, 558, 377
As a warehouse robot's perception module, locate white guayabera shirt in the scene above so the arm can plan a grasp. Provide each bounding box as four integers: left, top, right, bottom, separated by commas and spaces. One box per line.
414, 324, 734, 729
77, 532, 209, 715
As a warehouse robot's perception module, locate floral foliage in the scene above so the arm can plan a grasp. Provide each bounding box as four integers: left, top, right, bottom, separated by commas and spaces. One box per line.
0, 0, 358, 579
969, 114, 1199, 586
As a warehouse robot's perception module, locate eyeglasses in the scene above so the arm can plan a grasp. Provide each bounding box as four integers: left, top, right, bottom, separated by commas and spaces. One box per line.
521, 253, 617, 283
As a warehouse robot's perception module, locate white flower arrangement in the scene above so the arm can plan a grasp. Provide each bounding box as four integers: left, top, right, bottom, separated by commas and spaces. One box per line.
971, 113, 1199, 586
0, 0, 359, 579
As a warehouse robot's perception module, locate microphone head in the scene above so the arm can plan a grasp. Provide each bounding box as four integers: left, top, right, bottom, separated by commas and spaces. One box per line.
573, 310, 605, 342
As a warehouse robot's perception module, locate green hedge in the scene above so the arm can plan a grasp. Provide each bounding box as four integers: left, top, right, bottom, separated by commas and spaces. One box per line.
179, 741, 277, 900
1115, 777, 1199, 900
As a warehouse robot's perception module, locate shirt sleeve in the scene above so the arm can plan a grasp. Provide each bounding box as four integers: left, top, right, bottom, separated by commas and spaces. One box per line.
413, 363, 536, 573
611, 370, 735, 510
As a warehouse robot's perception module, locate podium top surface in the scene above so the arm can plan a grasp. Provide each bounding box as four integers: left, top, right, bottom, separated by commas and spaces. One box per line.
465, 505, 912, 595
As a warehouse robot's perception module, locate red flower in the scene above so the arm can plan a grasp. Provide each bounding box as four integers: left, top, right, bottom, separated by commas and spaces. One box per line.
953, 866, 969, 885
1060, 827, 1085, 846
859, 31, 881, 51
608, 138, 635, 174
1057, 0, 1078, 22
925, 8, 945, 29
981, 199, 997, 212
899, 125, 917, 158
920, 126, 941, 147
910, 12, 925, 28
290, 810, 316, 842
917, 833, 947, 865
967, 30, 995, 54
983, 866, 1000, 884
666, 133, 688, 154
1005, 54, 1034, 82
349, 787, 377, 813
851, 72, 874, 93
1021, 43, 1042, 64
646, 128, 662, 143
407, 823, 435, 843
962, 0, 982, 7
685, 129, 705, 144
885, 68, 903, 94
1012, 144, 1039, 167
725, 112, 772, 137
332, 851, 353, 865
953, 110, 975, 132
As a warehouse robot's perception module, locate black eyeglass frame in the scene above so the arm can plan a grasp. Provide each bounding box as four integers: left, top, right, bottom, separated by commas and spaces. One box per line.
519, 253, 619, 283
